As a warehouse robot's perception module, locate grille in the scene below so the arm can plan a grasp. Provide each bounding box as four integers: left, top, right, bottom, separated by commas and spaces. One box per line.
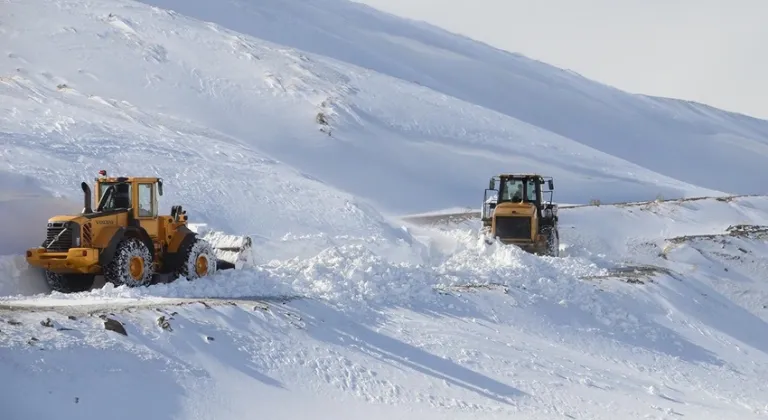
82, 222, 92, 247
44, 222, 74, 252
495, 216, 531, 239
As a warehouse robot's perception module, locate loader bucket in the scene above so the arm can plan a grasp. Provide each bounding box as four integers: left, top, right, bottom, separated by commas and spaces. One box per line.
188, 224, 253, 270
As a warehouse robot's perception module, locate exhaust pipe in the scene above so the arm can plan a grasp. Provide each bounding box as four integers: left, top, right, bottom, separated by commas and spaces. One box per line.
81, 182, 93, 214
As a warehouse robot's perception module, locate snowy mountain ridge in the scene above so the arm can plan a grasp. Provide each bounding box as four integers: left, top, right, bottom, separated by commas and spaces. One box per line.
2, 0, 768, 419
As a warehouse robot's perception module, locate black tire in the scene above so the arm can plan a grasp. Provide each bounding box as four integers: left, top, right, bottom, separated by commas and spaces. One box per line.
103, 237, 154, 287
544, 227, 560, 257
177, 238, 217, 280
44, 271, 95, 293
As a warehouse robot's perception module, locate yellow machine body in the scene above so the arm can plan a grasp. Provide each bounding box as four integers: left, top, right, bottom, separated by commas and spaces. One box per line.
481, 173, 560, 257
24, 172, 240, 293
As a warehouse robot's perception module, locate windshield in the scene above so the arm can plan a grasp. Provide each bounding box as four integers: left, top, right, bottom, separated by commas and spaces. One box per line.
501, 179, 523, 201
98, 182, 132, 211
499, 178, 537, 202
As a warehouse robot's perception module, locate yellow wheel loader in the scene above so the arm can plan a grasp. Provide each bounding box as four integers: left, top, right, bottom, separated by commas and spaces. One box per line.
480, 173, 560, 257
25, 170, 251, 293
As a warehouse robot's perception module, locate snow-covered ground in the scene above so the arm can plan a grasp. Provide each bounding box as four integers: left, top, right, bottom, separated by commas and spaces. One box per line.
2, 0, 768, 419
4, 196, 768, 419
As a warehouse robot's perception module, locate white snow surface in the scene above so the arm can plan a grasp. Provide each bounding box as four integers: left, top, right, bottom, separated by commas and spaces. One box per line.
2, 0, 768, 419
8, 0, 768, 221
4, 195, 768, 419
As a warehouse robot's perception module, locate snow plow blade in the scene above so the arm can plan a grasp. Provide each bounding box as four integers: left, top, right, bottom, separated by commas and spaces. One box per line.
188, 224, 253, 271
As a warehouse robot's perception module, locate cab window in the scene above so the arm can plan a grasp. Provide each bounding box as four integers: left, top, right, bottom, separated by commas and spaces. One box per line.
138, 183, 154, 217
501, 180, 521, 201
526, 179, 538, 201
99, 182, 131, 211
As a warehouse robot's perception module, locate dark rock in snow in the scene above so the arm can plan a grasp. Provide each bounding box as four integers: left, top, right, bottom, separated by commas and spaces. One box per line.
104, 318, 127, 336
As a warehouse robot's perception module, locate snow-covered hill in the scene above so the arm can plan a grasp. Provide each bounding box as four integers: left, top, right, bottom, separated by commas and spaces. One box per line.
2, 0, 768, 419
8, 0, 768, 223
139, 0, 768, 198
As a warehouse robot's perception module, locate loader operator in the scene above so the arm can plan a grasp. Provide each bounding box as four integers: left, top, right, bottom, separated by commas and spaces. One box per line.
505, 181, 524, 202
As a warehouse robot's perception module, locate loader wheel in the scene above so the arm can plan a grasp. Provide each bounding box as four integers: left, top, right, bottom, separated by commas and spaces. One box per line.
178, 238, 216, 280
543, 227, 560, 257
104, 237, 154, 287
44, 271, 95, 293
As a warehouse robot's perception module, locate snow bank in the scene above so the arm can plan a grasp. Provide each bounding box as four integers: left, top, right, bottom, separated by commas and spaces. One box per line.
0, 172, 82, 256
0, 172, 83, 296
0, 255, 49, 297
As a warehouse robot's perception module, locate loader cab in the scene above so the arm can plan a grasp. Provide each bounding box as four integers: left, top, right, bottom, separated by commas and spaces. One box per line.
481, 174, 554, 223
499, 177, 539, 203
94, 171, 164, 220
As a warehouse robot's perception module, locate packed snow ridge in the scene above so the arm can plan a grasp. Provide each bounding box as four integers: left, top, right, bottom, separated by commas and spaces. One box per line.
2, 0, 768, 419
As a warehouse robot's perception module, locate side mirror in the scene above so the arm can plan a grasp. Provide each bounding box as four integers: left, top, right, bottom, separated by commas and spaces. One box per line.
158, 179, 164, 196
488, 178, 495, 190
548, 180, 554, 190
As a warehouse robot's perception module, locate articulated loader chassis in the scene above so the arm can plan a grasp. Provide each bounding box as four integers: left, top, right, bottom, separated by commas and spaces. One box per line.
25, 170, 251, 293
480, 173, 560, 257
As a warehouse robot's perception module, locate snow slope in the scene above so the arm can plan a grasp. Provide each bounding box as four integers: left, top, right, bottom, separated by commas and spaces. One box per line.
5, 0, 759, 224
3, 0, 768, 419
144, 0, 768, 197
3, 196, 768, 419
